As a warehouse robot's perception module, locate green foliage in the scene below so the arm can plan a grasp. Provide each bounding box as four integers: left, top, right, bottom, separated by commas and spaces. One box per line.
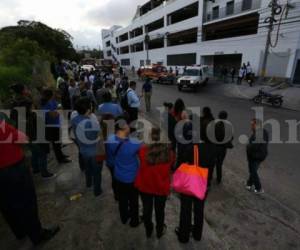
0, 66, 30, 100
0, 20, 78, 61
0, 20, 79, 103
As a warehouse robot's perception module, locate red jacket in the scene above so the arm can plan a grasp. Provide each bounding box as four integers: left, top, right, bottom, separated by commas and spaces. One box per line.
135, 146, 174, 196
0, 120, 27, 169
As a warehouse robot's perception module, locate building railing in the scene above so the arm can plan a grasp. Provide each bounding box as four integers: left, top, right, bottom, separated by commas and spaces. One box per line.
203, 0, 261, 23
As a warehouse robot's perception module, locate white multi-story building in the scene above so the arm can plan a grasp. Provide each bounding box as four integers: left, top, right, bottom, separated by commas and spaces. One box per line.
102, 0, 300, 84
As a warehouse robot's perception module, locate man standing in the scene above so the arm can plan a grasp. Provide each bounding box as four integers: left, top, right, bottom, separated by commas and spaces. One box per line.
0, 119, 60, 246
127, 81, 140, 125
246, 119, 269, 194
142, 78, 152, 112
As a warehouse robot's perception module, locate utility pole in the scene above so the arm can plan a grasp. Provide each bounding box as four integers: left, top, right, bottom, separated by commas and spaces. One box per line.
260, 0, 279, 81
145, 33, 150, 65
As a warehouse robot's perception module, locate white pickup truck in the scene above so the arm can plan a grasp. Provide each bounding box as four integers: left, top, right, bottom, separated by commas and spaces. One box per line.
177, 66, 210, 92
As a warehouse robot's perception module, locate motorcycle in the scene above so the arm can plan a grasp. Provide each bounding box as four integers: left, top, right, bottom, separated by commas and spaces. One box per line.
253, 89, 283, 108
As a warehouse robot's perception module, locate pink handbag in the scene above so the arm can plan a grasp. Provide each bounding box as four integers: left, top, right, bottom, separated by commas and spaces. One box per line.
172, 145, 208, 200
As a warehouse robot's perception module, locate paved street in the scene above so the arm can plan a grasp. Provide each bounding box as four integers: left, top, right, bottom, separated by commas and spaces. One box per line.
1, 80, 300, 250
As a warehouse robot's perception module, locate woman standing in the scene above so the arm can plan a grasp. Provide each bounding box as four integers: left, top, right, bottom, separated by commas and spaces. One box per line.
135, 128, 174, 238
175, 119, 211, 244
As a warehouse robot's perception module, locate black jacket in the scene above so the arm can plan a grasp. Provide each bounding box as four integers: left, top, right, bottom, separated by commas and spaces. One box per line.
176, 121, 216, 169
247, 129, 269, 162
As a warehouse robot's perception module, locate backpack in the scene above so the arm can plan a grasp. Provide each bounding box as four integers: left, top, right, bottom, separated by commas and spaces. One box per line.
120, 89, 132, 111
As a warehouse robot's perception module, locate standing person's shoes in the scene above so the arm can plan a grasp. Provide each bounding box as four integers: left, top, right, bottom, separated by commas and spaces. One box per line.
58, 158, 72, 164
34, 226, 60, 246
145, 223, 153, 238
253, 189, 264, 195
41, 172, 56, 179
157, 224, 167, 239
175, 227, 189, 244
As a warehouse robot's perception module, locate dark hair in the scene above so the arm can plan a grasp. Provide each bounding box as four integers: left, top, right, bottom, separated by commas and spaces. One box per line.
174, 98, 185, 115
41, 89, 54, 106
219, 111, 228, 120
103, 91, 112, 103
202, 107, 213, 118
163, 102, 173, 110
75, 97, 91, 115
129, 81, 136, 88
11, 83, 25, 95
114, 116, 128, 132
146, 128, 170, 165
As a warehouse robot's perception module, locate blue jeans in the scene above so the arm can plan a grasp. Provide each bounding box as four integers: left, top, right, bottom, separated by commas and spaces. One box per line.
82, 155, 103, 196
247, 160, 262, 191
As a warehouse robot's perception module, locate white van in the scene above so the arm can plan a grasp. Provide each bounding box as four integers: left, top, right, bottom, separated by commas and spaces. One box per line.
177, 66, 210, 92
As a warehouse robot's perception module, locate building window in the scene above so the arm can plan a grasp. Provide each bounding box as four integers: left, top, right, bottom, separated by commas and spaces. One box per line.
167, 28, 198, 47
167, 53, 197, 66
167, 2, 199, 25
131, 42, 144, 53
121, 59, 130, 66
242, 0, 253, 11
148, 38, 164, 50
212, 6, 219, 19
145, 17, 164, 33
116, 37, 119, 44
226, 1, 235, 15
119, 32, 129, 43
130, 27, 143, 38
120, 46, 129, 54
107, 50, 112, 57
117, 48, 120, 55
106, 41, 111, 47
202, 13, 259, 41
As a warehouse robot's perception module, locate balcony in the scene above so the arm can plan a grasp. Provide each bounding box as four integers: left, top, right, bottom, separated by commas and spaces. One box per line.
203, 0, 261, 23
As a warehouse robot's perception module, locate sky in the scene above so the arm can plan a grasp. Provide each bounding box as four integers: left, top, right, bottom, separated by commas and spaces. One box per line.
0, 0, 147, 49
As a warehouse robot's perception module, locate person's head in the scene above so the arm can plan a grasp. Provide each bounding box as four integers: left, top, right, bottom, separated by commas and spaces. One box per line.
251, 118, 263, 131
69, 78, 75, 87
79, 81, 86, 91
10, 83, 25, 96
146, 127, 170, 165
103, 91, 112, 103
202, 106, 212, 118
218, 111, 228, 120
41, 89, 54, 105
105, 80, 112, 87
174, 98, 185, 115
163, 102, 173, 112
115, 116, 130, 137
75, 97, 91, 115
129, 81, 137, 90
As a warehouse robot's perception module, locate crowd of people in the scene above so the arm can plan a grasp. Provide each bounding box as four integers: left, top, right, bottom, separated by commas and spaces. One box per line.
0, 63, 269, 246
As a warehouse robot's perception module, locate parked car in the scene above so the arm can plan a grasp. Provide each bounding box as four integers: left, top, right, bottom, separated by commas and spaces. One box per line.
177, 66, 209, 92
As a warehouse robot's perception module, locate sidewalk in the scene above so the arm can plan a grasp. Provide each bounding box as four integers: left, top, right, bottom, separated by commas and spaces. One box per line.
1, 118, 300, 249
214, 81, 300, 111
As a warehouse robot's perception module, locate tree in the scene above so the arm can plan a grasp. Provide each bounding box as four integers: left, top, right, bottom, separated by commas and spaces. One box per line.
0, 20, 78, 61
